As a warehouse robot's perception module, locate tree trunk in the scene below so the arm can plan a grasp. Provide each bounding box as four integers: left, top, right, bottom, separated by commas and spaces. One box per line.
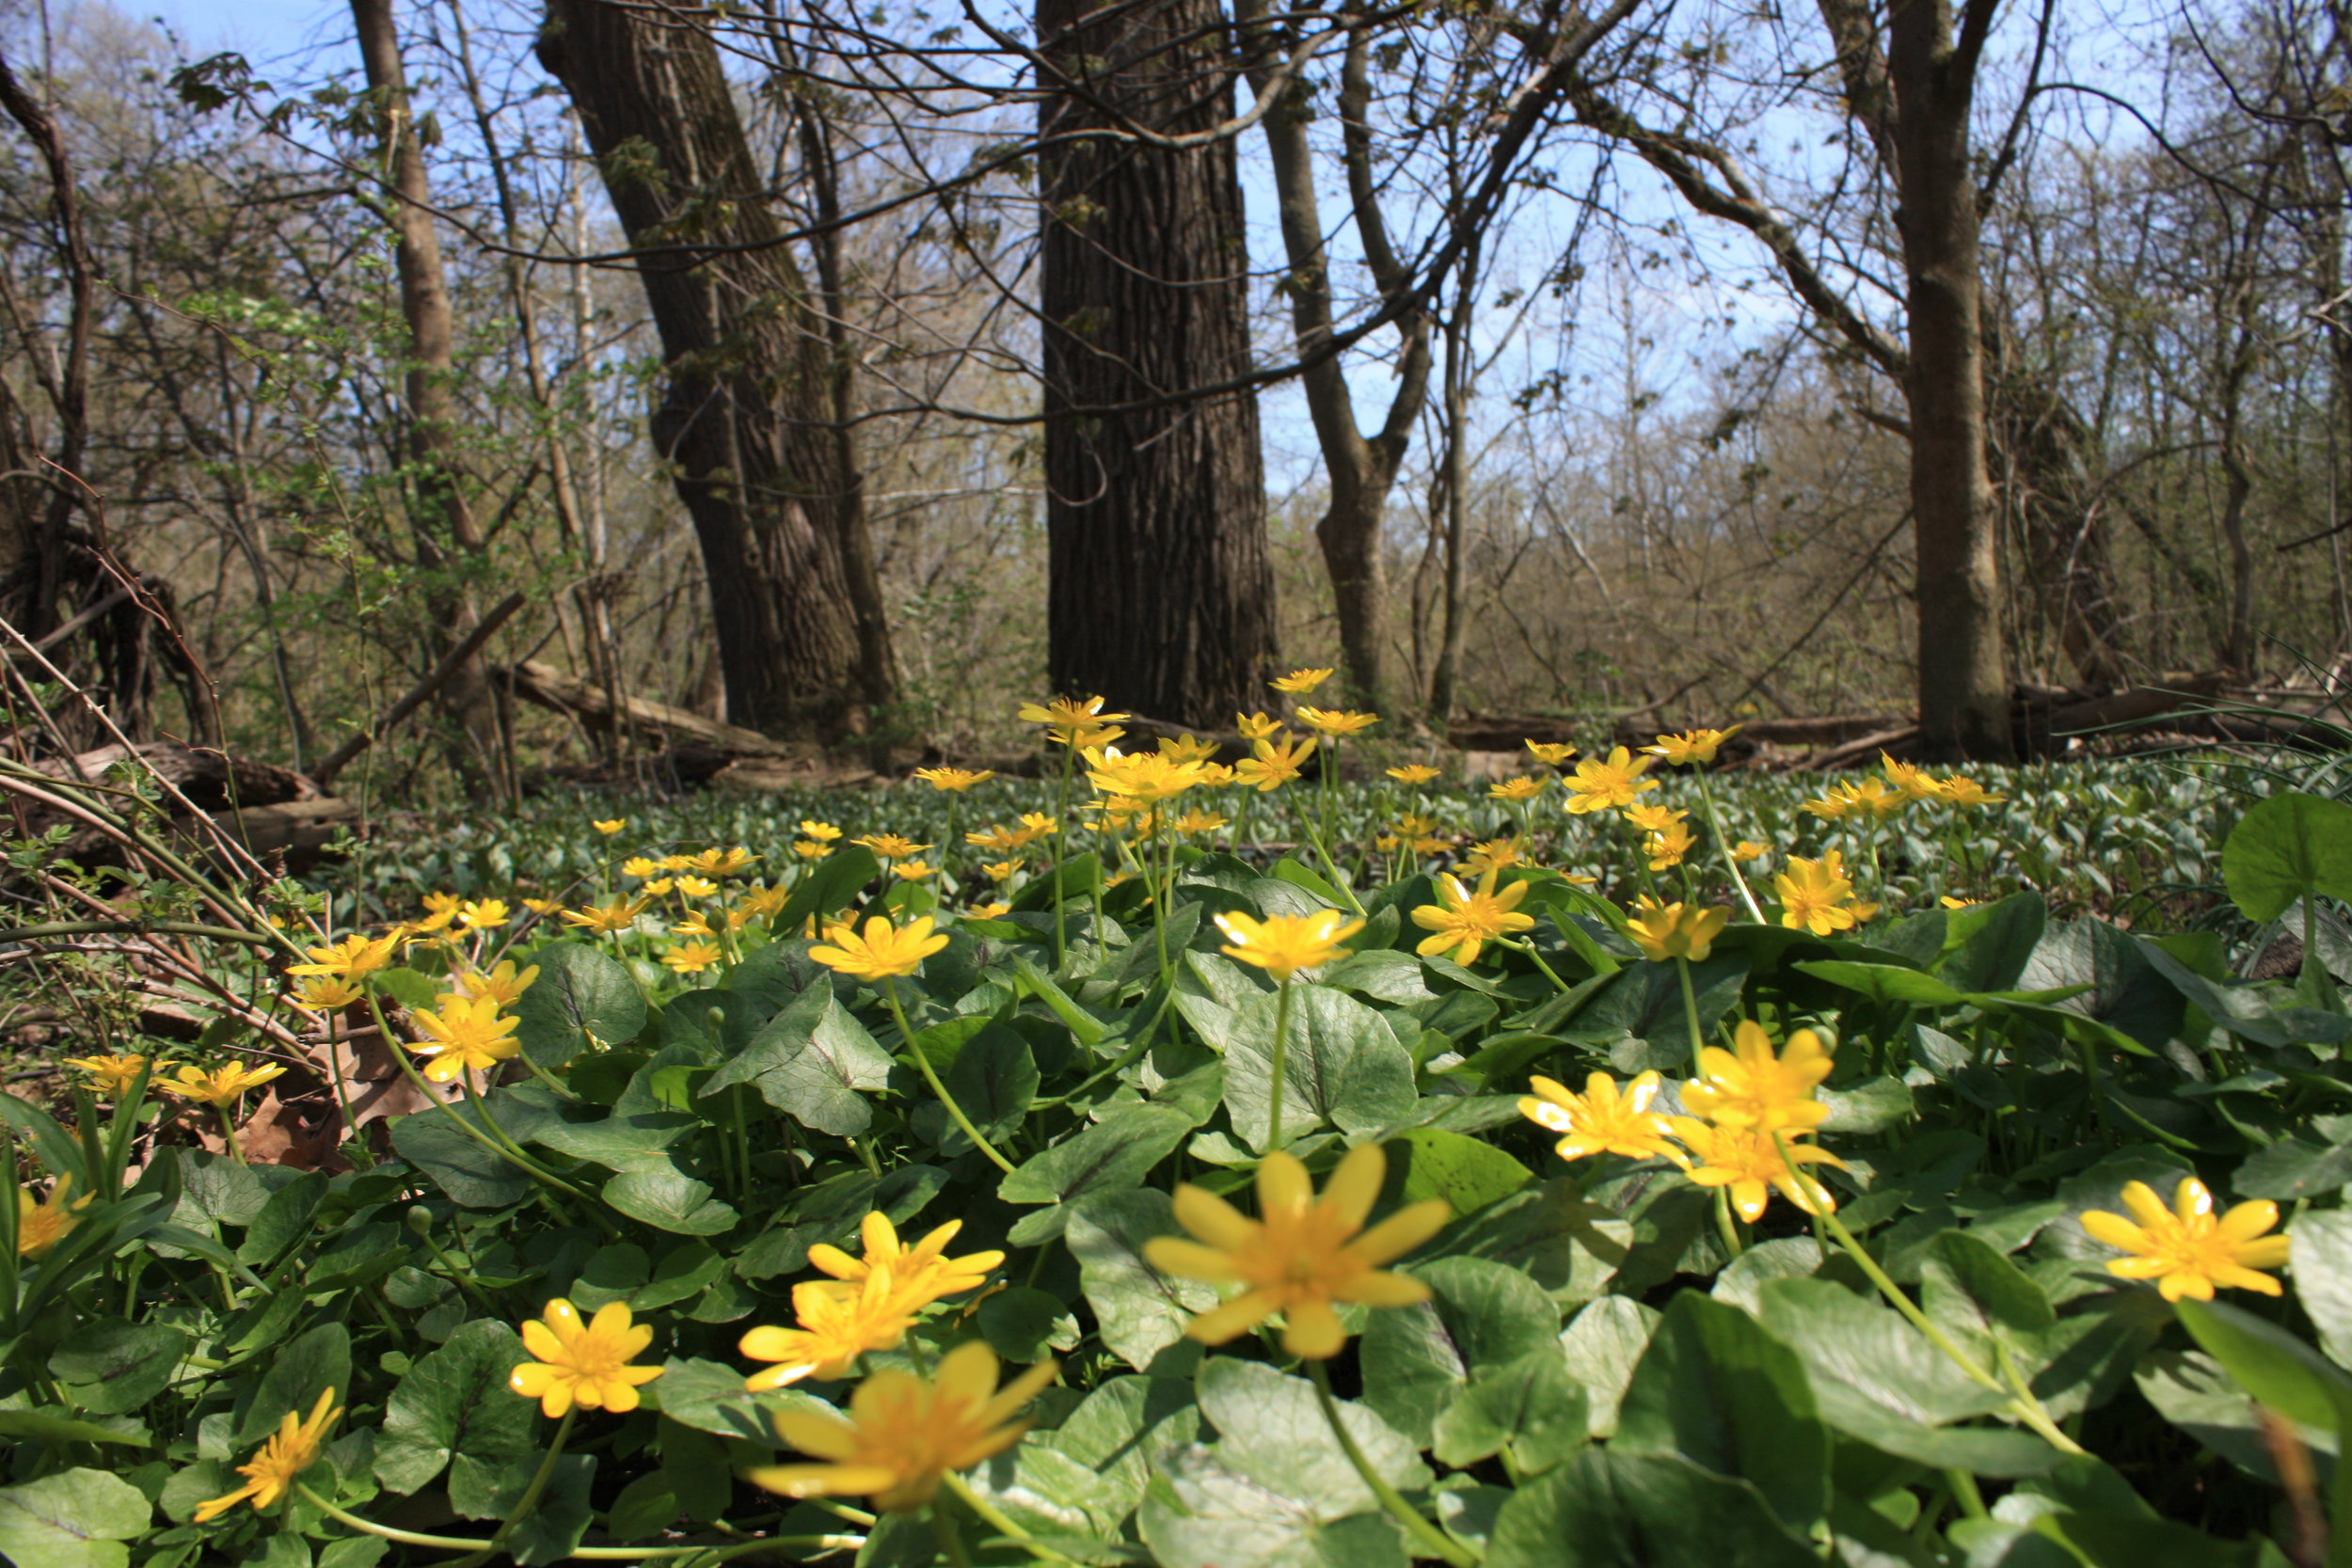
1243, 11, 1427, 713
1037, 0, 1278, 727
351, 0, 506, 792
537, 0, 895, 741
1884, 0, 2013, 759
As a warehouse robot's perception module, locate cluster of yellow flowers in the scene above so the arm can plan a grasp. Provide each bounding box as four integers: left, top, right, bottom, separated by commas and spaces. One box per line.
1521, 1021, 1847, 1224
1804, 752, 2007, 819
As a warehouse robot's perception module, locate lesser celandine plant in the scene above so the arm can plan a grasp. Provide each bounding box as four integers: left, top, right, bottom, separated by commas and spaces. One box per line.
4, 712, 2349, 1565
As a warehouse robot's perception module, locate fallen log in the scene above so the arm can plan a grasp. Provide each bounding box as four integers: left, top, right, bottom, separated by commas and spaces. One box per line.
496, 657, 796, 759
35, 739, 317, 811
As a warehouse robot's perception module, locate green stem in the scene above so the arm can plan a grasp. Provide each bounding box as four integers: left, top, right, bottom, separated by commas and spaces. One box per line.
1693, 770, 1766, 923
1497, 936, 1573, 995
217, 1102, 247, 1165
1269, 977, 1295, 1151
0, 919, 276, 946
1817, 1206, 2086, 1455
295, 1484, 851, 1560
943, 1472, 1085, 1564
883, 978, 1017, 1175
1712, 1189, 1746, 1259
453, 1408, 577, 1568
1306, 1360, 1480, 1567
363, 989, 613, 1236
1676, 958, 1707, 1078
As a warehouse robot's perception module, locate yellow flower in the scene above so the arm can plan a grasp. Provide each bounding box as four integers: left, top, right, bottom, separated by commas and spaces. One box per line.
673, 911, 716, 939
967, 823, 1022, 852
1881, 753, 1947, 802
1625, 897, 1730, 963
811, 915, 950, 981
1525, 740, 1577, 767
520, 896, 562, 914
852, 833, 932, 861
409, 997, 522, 1083
1019, 695, 1129, 749
739, 885, 792, 919
1520, 1072, 1682, 1164
885, 862, 930, 882
741, 1270, 917, 1389
914, 766, 995, 792
794, 841, 833, 861
802, 819, 845, 841
748, 1341, 1057, 1513
1939, 895, 1979, 909
1487, 774, 1548, 802
456, 898, 510, 930
193, 1388, 341, 1522
1144, 1144, 1450, 1359
18, 1175, 92, 1259
286, 931, 402, 981
592, 818, 628, 835
1234, 732, 1316, 791
1461, 837, 1530, 875
453, 959, 539, 1009
673, 875, 719, 899
2079, 1178, 2290, 1302
1239, 711, 1285, 740
1800, 791, 1850, 821
1388, 764, 1442, 784
971, 900, 1011, 920
562, 895, 650, 936
292, 975, 367, 1012
982, 860, 1022, 882
1624, 802, 1688, 834
662, 854, 695, 872
687, 847, 757, 876
808, 1212, 1005, 1308
1776, 851, 1862, 936
1018, 812, 1060, 839
1825, 778, 1903, 820
1645, 822, 1698, 870
1215, 910, 1364, 982
1271, 668, 1334, 694
1157, 734, 1222, 767
65, 1053, 147, 1097
664, 942, 725, 974
508, 1299, 663, 1418
1670, 1120, 1846, 1223
1411, 870, 1535, 967
1681, 1020, 1834, 1132
1733, 841, 1770, 862
1172, 809, 1231, 835
158, 1063, 287, 1107
1645, 726, 1743, 767
1085, 747, 1207, 801
1294, 705, 1379, 737
1941, 776, 2006, 807
1564, 747, 1660, 814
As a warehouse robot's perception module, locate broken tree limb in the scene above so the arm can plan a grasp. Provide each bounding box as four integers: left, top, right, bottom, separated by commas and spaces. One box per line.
495, 657, 792, 758
311, 591, 527, 788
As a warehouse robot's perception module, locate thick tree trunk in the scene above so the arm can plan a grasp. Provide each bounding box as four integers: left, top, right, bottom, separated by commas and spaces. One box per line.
537, 0, 895, 741
1038, 0, 1278, 727
351, 0, 506, 791
1886, 0, 2012, 760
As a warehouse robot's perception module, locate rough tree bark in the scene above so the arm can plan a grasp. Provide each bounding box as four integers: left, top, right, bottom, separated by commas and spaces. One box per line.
1241, 8, 1429, 713
351, 0, 507, 789
1038, 0, 1279, 727
1565, 0, 2017, 758
537, 0, 896, 741
1868, 0, 2012, 757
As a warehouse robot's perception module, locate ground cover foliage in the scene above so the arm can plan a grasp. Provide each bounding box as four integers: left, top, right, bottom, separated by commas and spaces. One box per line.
10, 715, 2352, 1566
